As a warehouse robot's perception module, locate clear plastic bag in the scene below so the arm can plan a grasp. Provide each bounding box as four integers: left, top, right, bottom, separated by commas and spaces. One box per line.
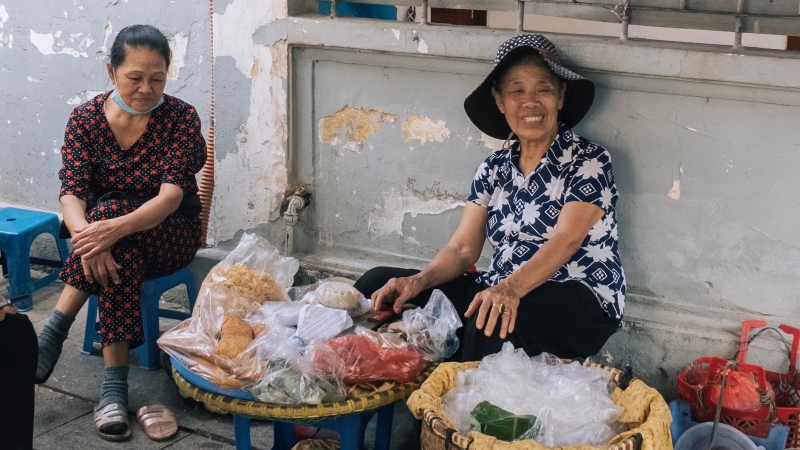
159, 285, 285, 390
326, 334, 426, 384
355, 325, 408, 350
194, 233, 299, 314
442, 342, 623, 447
250, 342, 347, 405
301, 281, 371, 317
402, 289, 462, 361
159, 233, 300, 390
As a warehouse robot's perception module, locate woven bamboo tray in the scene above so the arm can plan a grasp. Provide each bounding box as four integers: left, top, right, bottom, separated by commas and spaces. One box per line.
171, 363, 439, 423
419, 361, 643, 450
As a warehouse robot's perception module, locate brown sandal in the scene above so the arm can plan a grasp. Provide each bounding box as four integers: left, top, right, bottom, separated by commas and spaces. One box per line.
94, 403, 132, 442
136, 404, 178, 441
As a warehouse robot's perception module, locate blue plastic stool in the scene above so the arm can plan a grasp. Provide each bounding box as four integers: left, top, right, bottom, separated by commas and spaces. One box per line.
0, 207, 69, 312
233, 405, 395, 450
82, 266, 198, 370
670, 400, 789, 450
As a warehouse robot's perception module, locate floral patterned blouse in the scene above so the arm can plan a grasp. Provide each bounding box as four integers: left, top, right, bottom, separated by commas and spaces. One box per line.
467, 122, 626, 319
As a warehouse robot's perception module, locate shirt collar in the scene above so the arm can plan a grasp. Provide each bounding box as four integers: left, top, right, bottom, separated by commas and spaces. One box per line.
507, 122, 574, 175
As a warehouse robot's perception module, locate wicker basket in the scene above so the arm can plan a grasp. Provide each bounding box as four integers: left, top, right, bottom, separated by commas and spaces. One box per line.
419, 361, 644, 450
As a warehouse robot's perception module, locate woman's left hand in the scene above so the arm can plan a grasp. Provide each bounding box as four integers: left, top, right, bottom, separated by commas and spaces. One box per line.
465, 283, 521, 339
72, 220, 124, 260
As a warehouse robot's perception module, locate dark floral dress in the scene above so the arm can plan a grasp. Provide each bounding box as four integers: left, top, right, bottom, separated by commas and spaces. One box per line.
58, 92, 206, 349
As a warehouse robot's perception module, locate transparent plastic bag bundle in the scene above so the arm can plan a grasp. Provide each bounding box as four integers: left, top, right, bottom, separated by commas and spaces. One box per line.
442, 342, 623, 447
194, 233, 299, 314
159, 284, 284, 390
250, 342, 347, 405
327, 334, 426, 384
300, 281, 371, 317
402, 290, 462, 361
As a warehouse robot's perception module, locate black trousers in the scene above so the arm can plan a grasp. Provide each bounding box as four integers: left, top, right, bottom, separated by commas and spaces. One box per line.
354, 267, 620, 362
0, 313, 37, 450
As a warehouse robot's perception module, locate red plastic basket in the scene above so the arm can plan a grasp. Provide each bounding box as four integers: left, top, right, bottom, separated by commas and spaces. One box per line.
737, 321, 800, 448
677, 355, 774, 438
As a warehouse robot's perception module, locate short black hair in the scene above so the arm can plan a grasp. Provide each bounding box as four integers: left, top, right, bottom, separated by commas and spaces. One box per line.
109, 25, 171, 70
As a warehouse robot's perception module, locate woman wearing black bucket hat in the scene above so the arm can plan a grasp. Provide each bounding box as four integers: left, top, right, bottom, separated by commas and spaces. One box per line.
355, 34, 625, 362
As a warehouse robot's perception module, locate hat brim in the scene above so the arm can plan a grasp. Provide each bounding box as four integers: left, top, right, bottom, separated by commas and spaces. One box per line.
464, 47, 595, 140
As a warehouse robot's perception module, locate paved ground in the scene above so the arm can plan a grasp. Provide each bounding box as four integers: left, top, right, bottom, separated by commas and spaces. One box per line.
5, 269, 418, 450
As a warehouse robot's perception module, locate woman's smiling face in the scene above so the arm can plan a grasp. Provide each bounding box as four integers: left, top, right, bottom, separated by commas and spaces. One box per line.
107, 46, 168, 113
492, 57, 565, 150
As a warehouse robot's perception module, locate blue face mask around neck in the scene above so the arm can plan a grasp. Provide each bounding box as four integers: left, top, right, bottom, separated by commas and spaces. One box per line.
111, 89, 164, 116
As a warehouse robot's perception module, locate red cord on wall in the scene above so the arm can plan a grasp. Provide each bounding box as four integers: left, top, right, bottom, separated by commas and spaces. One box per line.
197, 0, 215, 247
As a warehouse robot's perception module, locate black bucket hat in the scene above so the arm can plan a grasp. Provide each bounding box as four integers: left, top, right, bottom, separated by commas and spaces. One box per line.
464, 34, 595, 140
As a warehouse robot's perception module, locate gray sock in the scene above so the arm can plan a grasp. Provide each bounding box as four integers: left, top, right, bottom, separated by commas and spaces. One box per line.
35, 310, 75, 384
98, 365, 129, 410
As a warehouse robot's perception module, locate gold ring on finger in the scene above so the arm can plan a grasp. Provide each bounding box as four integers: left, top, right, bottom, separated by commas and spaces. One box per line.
493, 303, 505, 314
502, 310, 511, 315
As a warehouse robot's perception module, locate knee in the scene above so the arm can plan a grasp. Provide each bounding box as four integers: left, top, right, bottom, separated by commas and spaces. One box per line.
87, 200, 134, 223
353, 266, 394, 297
5, 314, 37, 357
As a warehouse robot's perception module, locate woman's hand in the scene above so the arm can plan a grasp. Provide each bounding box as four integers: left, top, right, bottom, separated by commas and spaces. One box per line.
81, 249, 122, 286
72, 220, 124, 260
371, 276, 425, 314
465, 282, 521, 339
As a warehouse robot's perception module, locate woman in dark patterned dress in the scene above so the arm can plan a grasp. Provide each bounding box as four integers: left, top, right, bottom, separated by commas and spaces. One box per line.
35, 25, 206, 441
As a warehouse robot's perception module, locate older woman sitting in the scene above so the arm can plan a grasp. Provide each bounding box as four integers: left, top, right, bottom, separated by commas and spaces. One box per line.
355, 34, 625, 362
35, 25, 205, 441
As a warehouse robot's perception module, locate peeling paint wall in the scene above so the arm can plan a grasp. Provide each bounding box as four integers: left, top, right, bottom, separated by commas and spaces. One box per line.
209, 0, 289, 245
0, 1, 210, 211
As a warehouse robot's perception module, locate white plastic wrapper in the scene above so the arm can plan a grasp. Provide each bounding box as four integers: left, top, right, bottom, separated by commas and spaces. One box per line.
295, 305, 353, 344
402, 289, 462, 361
355, 325, 408, 349
442, 343, 623, 446
301, 281, 371, 317
260, 301, 304, 327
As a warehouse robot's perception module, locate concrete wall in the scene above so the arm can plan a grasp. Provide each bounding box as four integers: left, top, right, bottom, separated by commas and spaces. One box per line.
0, 0, 210, 211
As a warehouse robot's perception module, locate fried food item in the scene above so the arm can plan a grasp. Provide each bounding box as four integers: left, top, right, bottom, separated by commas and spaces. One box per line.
217, 316, 254, 359
315, 281, 362, 310
211, 264, 290, 304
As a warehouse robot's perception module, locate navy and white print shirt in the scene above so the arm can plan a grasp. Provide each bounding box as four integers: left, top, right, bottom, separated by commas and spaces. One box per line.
467, 122, 626, 319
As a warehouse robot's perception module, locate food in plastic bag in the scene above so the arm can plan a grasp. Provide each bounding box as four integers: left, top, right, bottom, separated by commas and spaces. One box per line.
251, 343, 347, 405
159, 284, 291, 390
301, 282, 371, 318
217, 315, 255, 359
315, 281, 363, 310
355, 325, 408, 349
469, 401, 541, 442
709, 369, 764, 412
442, 342, 623, 447
212, 264, 289, 303
402, 290, 462, 361
327, 334, 426, 384
194, 233, 299, 316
